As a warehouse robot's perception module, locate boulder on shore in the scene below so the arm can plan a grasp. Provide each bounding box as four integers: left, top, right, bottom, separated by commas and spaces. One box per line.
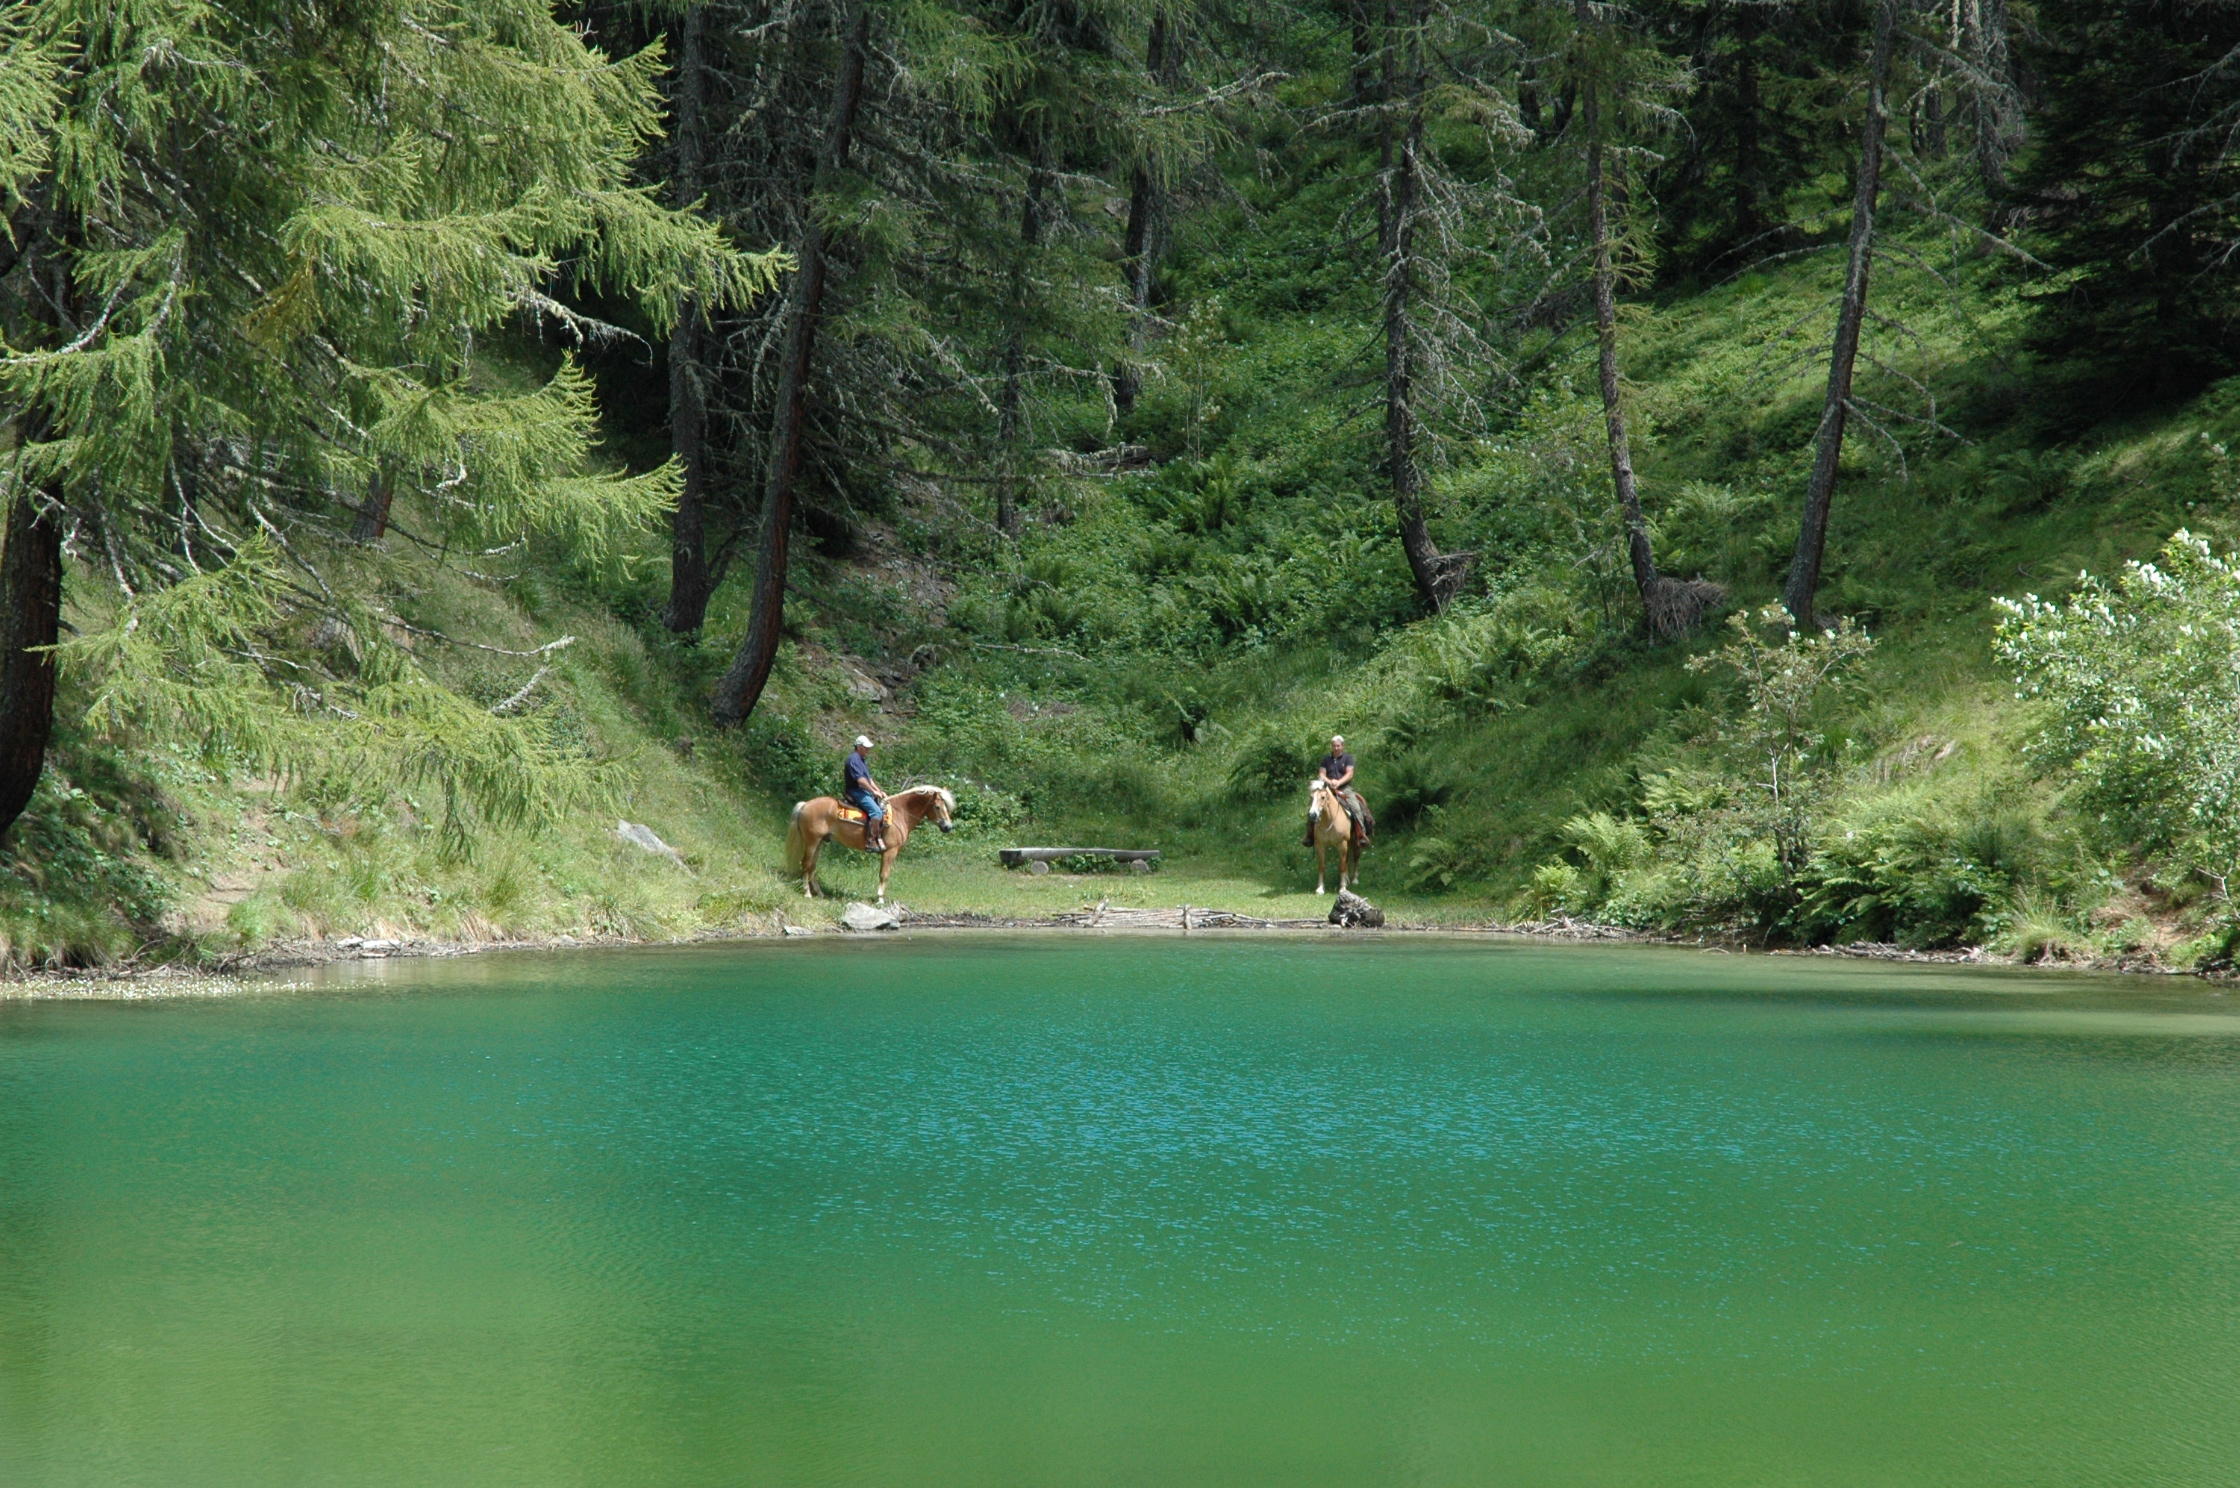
1329, 889, 1385, 929
841, 902, 901, 932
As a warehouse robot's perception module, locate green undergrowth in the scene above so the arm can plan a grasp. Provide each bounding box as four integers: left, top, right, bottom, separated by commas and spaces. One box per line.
13, 231, 2240, 971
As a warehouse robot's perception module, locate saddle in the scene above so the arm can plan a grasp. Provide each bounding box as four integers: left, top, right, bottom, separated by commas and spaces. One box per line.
834, 803, 868, 824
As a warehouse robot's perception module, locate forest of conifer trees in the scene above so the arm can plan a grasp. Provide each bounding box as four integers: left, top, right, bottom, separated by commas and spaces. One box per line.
8, 0, 2240, 968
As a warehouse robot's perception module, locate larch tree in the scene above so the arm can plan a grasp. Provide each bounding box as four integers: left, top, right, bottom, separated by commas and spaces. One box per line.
1781, 0, 1899, 629
1344, 0, 1528, 613
0, 0, 774, 846
1109, 2, 1264, 420
710, 0, 876, 724
665, 1, 720, 634
1112, 6, 1187, 419
1556, 0, 1720, 637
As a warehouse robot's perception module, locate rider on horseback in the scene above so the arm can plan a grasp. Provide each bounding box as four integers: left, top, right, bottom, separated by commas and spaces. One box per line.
844, 735, 889, 852
1303, 734, 1374, 847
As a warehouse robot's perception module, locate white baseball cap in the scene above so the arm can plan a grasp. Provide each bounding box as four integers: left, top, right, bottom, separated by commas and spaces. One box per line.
855, 735, 874, 749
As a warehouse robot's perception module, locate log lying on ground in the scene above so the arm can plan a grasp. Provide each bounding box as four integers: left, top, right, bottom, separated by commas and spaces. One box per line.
1000, 847, 1161, 868
1047, 904, 1323, 930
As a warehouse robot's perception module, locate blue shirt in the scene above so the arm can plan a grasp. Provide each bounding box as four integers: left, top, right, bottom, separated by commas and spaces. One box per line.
844, 750, 873, 792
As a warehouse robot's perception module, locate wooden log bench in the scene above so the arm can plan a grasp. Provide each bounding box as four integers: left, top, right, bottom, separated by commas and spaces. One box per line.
1000, 847, 1160, 873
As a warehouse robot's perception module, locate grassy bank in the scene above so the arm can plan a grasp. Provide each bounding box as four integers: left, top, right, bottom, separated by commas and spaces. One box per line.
11, 200, 2240, 975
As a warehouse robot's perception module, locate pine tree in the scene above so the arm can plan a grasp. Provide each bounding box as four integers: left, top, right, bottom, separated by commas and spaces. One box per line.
2016, 0, 2240, 404
1644, 0, 1867, 280
0, 0, 775, 845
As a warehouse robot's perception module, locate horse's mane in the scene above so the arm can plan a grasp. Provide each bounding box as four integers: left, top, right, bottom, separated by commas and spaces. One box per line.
895, 783, 955, 811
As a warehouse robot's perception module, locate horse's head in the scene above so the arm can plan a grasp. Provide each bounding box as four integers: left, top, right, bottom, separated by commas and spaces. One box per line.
905, 784, 956, 833
1307, 778, 1329, 819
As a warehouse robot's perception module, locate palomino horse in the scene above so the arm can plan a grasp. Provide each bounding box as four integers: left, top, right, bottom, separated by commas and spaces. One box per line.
1307, 777, 1362, 895
785, 784, 955, 902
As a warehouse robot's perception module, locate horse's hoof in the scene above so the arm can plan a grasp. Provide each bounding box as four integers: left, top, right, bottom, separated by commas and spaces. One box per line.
1315, 886, 1325, 896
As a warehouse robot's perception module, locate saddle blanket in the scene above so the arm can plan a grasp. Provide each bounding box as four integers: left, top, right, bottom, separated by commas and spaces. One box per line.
834, 804, 868, 824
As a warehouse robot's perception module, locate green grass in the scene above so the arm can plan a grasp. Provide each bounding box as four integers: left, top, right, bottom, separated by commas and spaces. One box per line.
13, 211, 2240, 968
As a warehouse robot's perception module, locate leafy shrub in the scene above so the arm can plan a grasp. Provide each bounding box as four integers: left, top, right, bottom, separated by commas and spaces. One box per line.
1227, 729, 1314, 799
939, 778, 1027, 836
1159, 686, 1218, 746
1799, 794, 2043, 948
1140, 453, 1254, 534
1996, 530, 2240, 923
1190, 554, 1290, 640
1003, 554, 1087, 639
1526, 811, 1651, 920
1687, 606, 1876, 882
1559, 811, 1650, 878
1995, 892, 2093, 965
1528, 861, 1585, 914
1398, 585, 1587, 712
1407, 832, 1480, 894
1377, 753, 1454, 828
738, 711, 828, 804
0, 764, 176, 968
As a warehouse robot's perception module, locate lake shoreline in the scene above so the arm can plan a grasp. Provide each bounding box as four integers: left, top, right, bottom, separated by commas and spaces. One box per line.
2, 905, 2217, 998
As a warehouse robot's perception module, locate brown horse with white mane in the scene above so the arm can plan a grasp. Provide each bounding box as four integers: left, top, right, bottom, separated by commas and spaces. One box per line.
1307, 776, 1361, 896
785, 784, 955, 902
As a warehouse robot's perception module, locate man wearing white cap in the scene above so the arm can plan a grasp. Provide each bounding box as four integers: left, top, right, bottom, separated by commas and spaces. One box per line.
1303, 733, 1373, 848
843, 735, 889, 852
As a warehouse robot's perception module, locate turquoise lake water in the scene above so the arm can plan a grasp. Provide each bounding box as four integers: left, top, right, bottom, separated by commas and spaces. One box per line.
3, 935, 2238, 1486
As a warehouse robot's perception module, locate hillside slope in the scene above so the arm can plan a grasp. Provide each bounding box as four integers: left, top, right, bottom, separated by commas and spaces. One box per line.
10, 111, 2240, 972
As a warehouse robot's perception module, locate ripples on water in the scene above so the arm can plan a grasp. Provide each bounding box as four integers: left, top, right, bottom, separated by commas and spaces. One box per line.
2, 937, 2237, 1485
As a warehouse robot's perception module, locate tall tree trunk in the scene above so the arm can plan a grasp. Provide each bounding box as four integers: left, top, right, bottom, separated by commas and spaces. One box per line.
1582, 57, 1661, 623
349, 460, 395, 544
1782, 0, 1896, 629
710, 1, 872, 724
664, 5, 714, 634
997, 156, 1051, 537
1113, 9, 1174, 419
1379, 5, 1457, 612
1733, 8, 1763, 245
1347, 0, 1377, 108
0, 486, 63, 844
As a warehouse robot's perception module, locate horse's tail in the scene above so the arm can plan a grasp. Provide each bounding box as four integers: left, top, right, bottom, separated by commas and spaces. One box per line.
784, 801, 811, 877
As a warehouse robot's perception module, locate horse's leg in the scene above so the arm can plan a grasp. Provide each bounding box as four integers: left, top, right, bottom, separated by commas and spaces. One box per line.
1315, 835, 1327, 895
877, 846, 896, 902
803, 834, 821, 898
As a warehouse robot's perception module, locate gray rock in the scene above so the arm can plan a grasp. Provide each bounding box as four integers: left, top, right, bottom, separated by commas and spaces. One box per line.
1128, 858, 1152, 874
616, 821, 688, 869
1028, 861, 1052, 876
840, 902, 901, 932
1329, 890, 1385, 929
781, 924, 815, 938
